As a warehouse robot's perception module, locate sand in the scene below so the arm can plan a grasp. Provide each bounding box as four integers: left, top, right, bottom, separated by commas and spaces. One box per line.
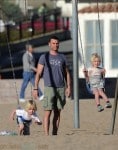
0, 98, 118, 150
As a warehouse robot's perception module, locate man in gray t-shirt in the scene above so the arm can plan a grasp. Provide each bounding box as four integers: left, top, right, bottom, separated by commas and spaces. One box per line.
33, 36, 71, 136
39, 52, 67, 87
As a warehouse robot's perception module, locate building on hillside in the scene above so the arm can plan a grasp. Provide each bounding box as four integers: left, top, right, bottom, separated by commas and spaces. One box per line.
10, 0, 54, 14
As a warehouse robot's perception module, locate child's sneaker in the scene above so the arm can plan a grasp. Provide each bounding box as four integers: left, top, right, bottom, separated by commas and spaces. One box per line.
19, 98, 25, 103
97, 105, 104, 112
105, 101, 112, 108
37, 121, 42, 125
38, 95, 44, 101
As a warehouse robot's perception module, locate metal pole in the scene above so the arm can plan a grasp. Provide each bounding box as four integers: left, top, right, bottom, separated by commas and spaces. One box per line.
72, 0, 80, 128
109, 77, 118, 134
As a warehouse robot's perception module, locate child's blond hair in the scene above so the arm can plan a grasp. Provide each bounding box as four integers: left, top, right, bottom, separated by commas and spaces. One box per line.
91, 53, 101, 62
25, 100, 37, 111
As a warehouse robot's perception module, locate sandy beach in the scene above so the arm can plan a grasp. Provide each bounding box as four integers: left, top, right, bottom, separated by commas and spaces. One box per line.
0, 79, 118, 150
0, 98, 117, 150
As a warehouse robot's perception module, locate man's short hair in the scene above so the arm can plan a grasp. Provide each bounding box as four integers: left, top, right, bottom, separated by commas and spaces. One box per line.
49, 36, 59, 42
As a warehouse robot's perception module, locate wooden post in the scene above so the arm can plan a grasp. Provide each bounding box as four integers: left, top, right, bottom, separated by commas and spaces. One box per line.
109, 77, 118, 134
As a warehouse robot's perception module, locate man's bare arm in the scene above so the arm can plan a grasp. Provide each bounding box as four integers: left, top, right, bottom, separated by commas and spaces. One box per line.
33, 64, 44, 98
65, 67, 72, 97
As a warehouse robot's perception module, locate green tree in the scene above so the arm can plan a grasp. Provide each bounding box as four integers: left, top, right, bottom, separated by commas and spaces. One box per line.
1, 0, 24, 22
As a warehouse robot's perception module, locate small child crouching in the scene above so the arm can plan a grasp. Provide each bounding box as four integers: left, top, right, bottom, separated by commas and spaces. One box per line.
10, 100, 42, 135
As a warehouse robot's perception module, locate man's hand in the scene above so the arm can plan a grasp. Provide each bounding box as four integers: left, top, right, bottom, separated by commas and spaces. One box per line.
65, 86, 71, 98
32, 89, 38, 99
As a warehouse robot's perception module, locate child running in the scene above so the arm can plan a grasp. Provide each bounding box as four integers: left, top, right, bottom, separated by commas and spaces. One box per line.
83, 53, 112, 112
10, 100, 42, 135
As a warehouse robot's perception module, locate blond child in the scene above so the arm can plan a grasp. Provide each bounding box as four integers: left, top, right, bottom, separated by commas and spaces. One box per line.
10, 100, 42, 135
83, 53, 112, 112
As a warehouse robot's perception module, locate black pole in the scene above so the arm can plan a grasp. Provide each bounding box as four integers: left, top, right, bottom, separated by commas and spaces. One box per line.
31, 18, 35, 36
19, 21, 22, 40
54, 9, 58, 30
6, 24, 10, 41
42, 13, 46, 33
109, 77, 118, 134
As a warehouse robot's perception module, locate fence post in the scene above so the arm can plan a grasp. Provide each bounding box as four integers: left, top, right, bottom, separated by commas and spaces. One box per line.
19, 21, 23, 39
66, 17, 69, 30
62, 17, 69, 30
42, 13, 46, 33
54, 9, 58, 30
31, 18, 35, 36
6, 24, 10, 41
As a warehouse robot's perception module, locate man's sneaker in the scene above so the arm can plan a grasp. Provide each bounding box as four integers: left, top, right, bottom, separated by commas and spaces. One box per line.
19, 98, 25, 103
37, 121, 42, 125
105, 101, 112, 108
39, 95, 44, 101
97, 105, 104, 112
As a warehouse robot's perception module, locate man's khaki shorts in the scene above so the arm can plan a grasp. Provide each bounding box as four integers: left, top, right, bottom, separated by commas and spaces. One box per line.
42, 87, 66, 110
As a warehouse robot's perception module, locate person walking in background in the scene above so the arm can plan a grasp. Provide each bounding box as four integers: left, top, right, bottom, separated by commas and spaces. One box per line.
83, 53, 112, 112
19, 44, 44, 103
10, 100, 42, 135
38, 3, 48, 16
33, 36, 72, 136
